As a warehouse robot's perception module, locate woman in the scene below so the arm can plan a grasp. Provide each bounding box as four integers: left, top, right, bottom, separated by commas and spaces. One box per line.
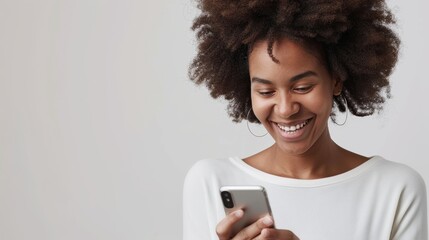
183, 0, 428, 239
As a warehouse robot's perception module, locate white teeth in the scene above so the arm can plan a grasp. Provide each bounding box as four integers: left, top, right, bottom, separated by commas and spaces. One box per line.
277, 119, 310, 133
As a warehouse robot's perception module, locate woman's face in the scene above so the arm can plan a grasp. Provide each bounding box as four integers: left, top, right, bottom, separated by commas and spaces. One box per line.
248, 37, 342, 156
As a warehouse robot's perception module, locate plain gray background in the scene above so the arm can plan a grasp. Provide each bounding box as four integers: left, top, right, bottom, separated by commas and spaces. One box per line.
0, 0, 428, 239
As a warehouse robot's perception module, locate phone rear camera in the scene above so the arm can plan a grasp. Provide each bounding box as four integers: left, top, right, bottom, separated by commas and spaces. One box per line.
220, 191, 234, 208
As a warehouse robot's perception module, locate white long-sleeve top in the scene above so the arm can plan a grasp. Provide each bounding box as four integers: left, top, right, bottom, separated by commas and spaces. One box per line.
183, 156, 428, 240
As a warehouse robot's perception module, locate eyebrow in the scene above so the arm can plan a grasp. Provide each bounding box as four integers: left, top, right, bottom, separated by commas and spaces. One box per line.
251, 71, 318, 84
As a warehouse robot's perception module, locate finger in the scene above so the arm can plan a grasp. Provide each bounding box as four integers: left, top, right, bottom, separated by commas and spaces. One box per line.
216, 209, 244, 239
233, 215, 274, 239
259, 228, 300, 240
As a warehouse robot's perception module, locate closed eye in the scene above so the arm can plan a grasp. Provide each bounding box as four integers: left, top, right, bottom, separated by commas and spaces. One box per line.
293, 85, 313, 93
258, 91, 275, 96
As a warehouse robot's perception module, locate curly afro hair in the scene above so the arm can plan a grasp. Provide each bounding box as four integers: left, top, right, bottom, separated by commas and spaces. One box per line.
189, 0, 400, 123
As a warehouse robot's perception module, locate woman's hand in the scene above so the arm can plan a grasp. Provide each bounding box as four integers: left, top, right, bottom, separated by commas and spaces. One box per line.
216, 209, 299, 240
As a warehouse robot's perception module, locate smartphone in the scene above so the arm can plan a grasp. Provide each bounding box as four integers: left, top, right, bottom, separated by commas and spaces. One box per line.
220, 185, 274, 236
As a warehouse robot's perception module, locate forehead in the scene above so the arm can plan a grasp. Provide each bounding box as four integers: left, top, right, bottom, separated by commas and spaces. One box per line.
248, 37, 325, 77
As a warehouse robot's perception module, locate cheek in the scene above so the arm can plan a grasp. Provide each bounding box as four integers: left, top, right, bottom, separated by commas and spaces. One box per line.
251, 95, 273, 121
306, 91, 334, 116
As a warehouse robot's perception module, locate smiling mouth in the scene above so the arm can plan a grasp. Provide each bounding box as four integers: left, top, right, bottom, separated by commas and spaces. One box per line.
275, 118, 312, 133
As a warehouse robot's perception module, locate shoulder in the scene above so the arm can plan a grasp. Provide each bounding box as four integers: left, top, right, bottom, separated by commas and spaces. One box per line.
375, 157, 425, 183
185, 158, 234, 178
183, 158, 239, 188
374, 158, 429, 239
183, 158, 237, 218
371, 156, 426, 194
187, 158, 235, 172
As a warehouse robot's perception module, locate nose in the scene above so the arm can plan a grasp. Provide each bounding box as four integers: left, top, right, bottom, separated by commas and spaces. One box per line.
275, 92, 299, 118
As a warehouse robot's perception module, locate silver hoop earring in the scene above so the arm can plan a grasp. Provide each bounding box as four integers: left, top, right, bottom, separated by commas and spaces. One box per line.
332, 94, 348, 126
246, 109, 268, 137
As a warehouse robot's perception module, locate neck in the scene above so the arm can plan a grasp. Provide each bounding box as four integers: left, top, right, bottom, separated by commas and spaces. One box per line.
244, 127, 368, 179
267, 129, 345, 179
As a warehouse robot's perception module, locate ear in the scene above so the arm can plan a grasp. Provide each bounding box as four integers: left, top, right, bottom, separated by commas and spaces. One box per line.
332, 74, 343, 96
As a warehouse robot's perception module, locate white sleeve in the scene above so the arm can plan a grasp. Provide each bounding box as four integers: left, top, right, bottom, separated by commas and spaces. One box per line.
390, 169, 428, 240
182, 160, 220, 240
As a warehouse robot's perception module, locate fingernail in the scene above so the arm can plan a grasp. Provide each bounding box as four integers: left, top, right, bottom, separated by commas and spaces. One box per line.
262, 216, 273, 226
234, 210, 244, 218
261, 228, 269, 237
